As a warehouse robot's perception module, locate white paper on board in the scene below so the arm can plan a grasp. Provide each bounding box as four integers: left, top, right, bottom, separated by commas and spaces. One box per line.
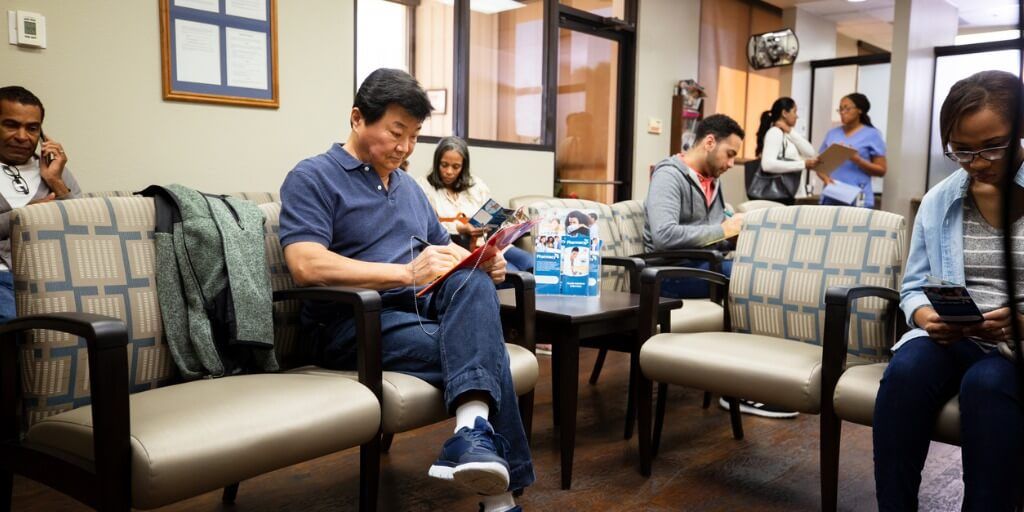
175, 0, 219, 13
226, 27, 268, 90
226, 0, 267, 21
175, 19, 221, 86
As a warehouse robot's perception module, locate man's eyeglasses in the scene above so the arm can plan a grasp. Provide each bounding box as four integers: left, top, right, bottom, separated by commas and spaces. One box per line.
1, 165, 29, 195
943, 144, 1009, 164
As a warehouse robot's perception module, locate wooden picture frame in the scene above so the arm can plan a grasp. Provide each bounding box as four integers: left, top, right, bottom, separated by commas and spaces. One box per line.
159, 0, 279, 108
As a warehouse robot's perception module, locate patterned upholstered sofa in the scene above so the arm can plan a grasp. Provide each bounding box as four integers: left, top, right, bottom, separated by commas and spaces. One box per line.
635, 205, 907, 508
2, 197, 382, 510
82, 190, 280, 205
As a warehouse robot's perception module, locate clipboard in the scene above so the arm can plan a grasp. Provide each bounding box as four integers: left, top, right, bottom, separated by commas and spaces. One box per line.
416, 218, 540, 297
815, 144, 858, 175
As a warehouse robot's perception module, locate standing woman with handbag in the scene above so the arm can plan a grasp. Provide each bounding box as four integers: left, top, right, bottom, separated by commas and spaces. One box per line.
819, 92, 888, 207
752, 97, 821, 205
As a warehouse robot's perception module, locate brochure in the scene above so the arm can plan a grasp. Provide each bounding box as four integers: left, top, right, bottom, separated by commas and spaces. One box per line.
534, 208, 602, 296
922, 276, 984, 324
416, 217, 540, 297
469, 198, 515, 229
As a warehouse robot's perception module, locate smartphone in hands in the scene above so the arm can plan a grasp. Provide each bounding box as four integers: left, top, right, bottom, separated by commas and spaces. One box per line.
39, 130, 53, 166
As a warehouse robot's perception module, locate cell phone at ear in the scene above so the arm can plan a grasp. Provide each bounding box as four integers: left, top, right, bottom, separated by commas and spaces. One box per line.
39, 130, 53, 165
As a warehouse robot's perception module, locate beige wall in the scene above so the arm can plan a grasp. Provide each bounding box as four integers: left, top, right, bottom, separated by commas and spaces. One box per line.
884, 0, 958, 223
405, 141, 555, 206
631, 0, 701, 201
2, 0, 354, 194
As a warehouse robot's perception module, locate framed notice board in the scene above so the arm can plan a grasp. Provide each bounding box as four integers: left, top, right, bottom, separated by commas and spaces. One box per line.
159, 0, 279, 108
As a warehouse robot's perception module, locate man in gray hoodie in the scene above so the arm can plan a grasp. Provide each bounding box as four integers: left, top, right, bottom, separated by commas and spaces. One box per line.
643, 114, 799, 420
643, 113, 745, 298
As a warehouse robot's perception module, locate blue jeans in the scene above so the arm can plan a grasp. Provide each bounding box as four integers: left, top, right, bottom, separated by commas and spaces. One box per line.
0, 271, 14, 324
874, 336, 1023, 511
658, 259, 733, 299
316, 268, 535, 491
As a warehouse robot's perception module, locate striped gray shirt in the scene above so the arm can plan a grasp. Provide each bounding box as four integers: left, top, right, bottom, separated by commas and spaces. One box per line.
962, 194, 1024, 346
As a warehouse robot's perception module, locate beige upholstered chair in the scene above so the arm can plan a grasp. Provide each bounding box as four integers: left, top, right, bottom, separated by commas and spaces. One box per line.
263, 200, 539, 454
635, 206, 906, 509
736, 199, 785, 213
819, 287, 959, 511
3, 197, 383, 511
80, 191, 281, 205
611, 199, 725, 336
508, 195, 553, 253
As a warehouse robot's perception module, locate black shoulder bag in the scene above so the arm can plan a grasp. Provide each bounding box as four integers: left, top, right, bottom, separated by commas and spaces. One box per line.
746, 135, 802, 202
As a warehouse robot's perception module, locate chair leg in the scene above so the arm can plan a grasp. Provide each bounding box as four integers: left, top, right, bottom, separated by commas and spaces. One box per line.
360, 436, 381, 512
588, 348, 608, 385
380, 433, 395, 453
624, 350, 640, 439
0, 470, 11, 512
637, 375, 654, 476
652, 382, 668, 458
702, 391, 712, 409
820, 410, 843, 512
519, 390, 535, 445
725, 396, 744, 440
222, 483, 240, 504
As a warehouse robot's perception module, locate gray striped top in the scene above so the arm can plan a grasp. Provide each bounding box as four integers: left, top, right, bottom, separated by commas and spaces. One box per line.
962, 194, 1024, 346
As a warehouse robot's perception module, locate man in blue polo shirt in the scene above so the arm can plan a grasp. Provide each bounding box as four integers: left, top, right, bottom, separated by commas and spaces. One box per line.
279, 68, 531, 512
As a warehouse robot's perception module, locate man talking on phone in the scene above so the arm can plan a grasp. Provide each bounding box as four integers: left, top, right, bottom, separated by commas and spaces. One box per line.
279, 69, 531, 512
0, 86, 82, 323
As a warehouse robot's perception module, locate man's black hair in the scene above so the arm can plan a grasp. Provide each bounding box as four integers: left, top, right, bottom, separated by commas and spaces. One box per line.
354, 69, 432, 126
0, 86, 44, 121
694, 113, 744, 143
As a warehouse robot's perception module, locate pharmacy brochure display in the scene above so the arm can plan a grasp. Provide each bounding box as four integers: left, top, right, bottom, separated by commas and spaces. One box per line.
534, 208, 603, 296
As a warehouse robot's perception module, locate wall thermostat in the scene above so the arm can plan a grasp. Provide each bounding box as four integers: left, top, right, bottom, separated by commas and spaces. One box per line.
7, 10, 46, 48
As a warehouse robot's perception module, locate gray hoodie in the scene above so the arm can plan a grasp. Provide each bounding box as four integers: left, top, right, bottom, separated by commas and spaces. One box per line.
642, 155, 728, 253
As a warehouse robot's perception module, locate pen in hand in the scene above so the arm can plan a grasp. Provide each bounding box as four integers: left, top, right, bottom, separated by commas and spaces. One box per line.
412, 235, 430, 248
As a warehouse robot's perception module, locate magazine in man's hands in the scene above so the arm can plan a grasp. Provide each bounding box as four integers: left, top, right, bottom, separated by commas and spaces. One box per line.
415, 217, 540, 297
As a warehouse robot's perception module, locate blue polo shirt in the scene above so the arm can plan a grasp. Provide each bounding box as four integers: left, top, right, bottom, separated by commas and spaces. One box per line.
279, 144, 450, 322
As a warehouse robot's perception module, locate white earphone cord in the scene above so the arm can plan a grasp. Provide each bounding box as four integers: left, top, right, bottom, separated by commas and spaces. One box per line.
408, 236, 493, 336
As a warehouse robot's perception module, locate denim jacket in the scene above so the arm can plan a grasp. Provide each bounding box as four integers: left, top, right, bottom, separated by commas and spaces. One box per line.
895, 162, 1024, 350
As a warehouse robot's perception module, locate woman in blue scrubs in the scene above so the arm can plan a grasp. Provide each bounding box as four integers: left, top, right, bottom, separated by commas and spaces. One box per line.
819, 93, 888, 207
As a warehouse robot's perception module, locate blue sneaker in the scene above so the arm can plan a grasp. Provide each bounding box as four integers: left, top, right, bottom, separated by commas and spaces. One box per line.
428, 416, 511, 495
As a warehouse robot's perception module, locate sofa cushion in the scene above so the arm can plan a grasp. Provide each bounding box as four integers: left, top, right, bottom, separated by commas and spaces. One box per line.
291, 343, 538, 434
25, 373, 380, 509
833, 363, 960, 445
640, 332, 826, 414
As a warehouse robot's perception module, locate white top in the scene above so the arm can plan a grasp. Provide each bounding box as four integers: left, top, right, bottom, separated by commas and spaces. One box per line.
415, 175, 492, 235
0, 157, 42, 209
760, 126, 818, 196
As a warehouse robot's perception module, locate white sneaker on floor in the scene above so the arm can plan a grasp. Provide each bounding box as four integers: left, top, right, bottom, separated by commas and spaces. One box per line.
718, 397, 798, 419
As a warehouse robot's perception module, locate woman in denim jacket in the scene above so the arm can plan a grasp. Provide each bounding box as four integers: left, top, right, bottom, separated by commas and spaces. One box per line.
873, 70, 1024, 511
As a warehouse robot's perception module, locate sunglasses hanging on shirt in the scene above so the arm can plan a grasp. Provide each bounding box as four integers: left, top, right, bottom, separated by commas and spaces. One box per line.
1, 165, 30, 195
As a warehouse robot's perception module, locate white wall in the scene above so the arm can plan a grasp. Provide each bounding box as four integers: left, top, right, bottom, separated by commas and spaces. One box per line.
781, 7, 837, 140
884, 0, 958, 221
2, 0, 354, 194
630, 0, 701, 201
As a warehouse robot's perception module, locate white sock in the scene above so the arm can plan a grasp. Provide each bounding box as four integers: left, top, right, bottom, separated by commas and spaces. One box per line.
454, 400, 489, 432
481, 492, 516, 512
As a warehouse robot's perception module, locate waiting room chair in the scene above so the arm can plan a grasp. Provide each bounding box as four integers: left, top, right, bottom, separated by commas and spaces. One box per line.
736, 199, 785, 213
819, 286, 960, 512
1, 197, 384, 511
635, 206, 906, 511
257, 203, 540, 458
